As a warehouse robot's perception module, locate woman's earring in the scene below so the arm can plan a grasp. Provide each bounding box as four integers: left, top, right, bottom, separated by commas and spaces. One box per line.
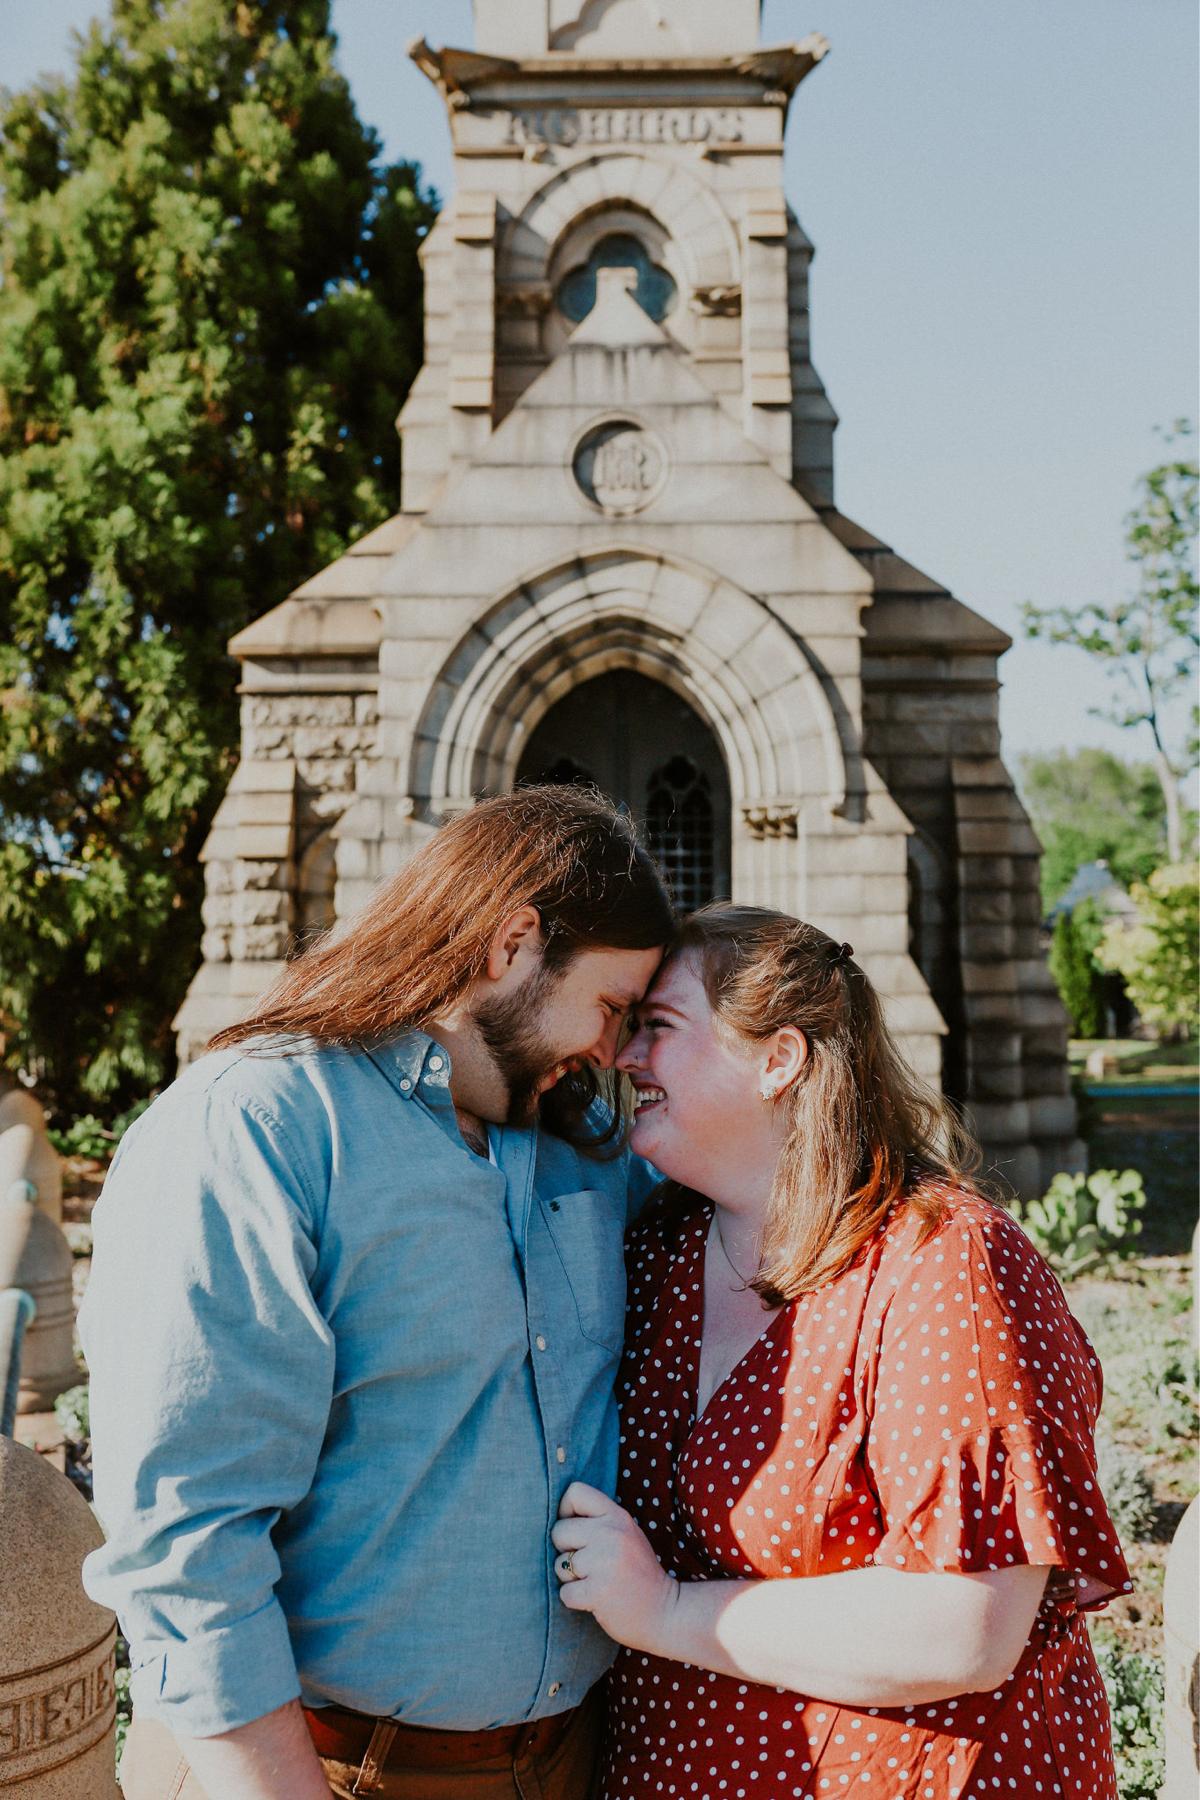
760, 1086, 774, 1102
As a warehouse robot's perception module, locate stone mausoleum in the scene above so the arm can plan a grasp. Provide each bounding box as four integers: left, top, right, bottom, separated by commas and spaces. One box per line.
175, 0, 1080, 1194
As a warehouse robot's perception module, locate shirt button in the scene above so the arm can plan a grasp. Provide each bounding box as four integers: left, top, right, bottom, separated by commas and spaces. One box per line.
535, 1334, 547, 1351
399, 1079, 412, 1092
427, 1055, 444, 1071
556, 1446, 566, 1464
548, 1682, 561, 1697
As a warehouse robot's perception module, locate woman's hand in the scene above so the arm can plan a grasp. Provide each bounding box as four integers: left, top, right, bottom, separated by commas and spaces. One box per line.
552, 1482, 678, 1655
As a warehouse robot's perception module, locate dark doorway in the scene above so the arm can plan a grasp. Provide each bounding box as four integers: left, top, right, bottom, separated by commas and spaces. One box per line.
516, 669, 731, 912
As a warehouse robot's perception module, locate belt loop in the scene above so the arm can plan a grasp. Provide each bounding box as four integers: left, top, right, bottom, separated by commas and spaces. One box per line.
352, 1720, 398, 1796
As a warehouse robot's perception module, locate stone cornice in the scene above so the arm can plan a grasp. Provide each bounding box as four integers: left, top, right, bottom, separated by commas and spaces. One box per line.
409, 36, 828, 111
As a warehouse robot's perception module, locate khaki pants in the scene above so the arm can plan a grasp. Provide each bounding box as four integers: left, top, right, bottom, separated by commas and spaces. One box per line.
119, 1689, 604, 1800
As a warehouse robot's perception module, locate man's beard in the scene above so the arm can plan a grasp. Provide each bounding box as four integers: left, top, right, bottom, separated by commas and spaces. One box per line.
474, 962, 566, 1127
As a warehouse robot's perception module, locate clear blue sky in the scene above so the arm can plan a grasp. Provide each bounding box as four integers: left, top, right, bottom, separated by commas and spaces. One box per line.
4, 1, 1197, 767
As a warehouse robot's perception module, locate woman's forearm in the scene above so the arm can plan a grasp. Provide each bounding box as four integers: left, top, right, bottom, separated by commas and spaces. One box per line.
652, 1565, 1050, 1708
174, 1699, 333, 1800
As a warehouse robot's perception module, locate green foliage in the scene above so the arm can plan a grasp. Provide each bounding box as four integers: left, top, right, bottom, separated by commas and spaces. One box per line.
1018, 748, 1168, 908
1049, 906, 1106, 1036
0, 0, 437, 1116
1098, 862, 1200, 1036
54, 1380, 91, 1444
47, 1112, 112, 1159
1023, 423, 1199, 862
46, 1092, 151, 1154
1094, 1434, 1156, 1542
1092, 1641, 1164, 1800
1012, 1168, 1147, 1279
114, 1639, 132, 1772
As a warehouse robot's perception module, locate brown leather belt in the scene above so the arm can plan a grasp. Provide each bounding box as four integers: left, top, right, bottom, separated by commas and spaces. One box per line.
303, 1701, 577, 1771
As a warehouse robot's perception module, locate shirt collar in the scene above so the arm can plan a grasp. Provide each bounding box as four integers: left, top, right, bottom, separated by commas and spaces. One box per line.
370, 1029, 454, 1104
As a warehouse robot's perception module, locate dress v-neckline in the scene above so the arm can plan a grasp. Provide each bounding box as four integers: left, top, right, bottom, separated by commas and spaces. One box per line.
686, 1204, 790, 1428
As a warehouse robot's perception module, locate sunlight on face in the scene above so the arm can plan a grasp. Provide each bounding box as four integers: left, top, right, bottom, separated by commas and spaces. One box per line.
614, 953, 767, 1190
533, 943, 664, 1093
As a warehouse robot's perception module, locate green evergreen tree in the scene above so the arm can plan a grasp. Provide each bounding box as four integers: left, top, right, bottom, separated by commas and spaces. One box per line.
1048, 907, 1106, 1038
0, 0, 436, 1115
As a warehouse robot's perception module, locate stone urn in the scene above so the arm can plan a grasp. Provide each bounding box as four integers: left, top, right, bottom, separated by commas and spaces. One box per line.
0, 1183, 78, 1412
0, 1095, 62, 1226
0, 1435, 119, 1795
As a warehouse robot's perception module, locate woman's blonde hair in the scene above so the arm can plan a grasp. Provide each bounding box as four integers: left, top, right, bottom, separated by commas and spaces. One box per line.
669, 903, 980, 1303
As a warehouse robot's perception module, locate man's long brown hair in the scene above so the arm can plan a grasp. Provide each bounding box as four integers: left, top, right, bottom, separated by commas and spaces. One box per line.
666, 904, 980, 1302
209, 786, 675, 1145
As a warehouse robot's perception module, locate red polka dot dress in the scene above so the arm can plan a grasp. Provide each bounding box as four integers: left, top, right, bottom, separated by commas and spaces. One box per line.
604, 1189, 1130, 1800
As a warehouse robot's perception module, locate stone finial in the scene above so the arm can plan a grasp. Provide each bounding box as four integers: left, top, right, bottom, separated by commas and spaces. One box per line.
1162, 1496, 1199, 1800
0, 1183, 78, 1414
0, 1435, 119, 1796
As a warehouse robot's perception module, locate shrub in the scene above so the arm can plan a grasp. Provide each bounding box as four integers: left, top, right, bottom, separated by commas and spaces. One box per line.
1094, 1434, 1156, 1542
46, 1114, 113, 1161
46, 1095, 153, 1162
1092, 1641, 1164, 1800
1098, 862, 1200, 1037
1049, 907, 1106, 1036
1072, 1286, 1199, 1463
54, 1382, 90, 1445
1012, 1169, 1147, 1279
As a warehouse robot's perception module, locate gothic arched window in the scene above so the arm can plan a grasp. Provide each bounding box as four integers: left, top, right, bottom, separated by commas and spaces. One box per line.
645, 755, 714, 914
556, 232, 678, 325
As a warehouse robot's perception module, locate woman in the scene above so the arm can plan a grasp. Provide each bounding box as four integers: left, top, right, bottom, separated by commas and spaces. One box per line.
552, 905, 1129, 1800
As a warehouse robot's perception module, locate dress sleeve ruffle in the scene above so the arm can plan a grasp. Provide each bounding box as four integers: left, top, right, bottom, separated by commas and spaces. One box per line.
867, 1409, 1130, 1609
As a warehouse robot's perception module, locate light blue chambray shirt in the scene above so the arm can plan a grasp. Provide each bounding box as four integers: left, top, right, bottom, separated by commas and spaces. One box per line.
79, 1031, 657, 1738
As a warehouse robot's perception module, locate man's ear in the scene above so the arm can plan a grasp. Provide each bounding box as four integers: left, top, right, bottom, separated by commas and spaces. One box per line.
760, 1026, 808, 1099
485, 905, 544, 982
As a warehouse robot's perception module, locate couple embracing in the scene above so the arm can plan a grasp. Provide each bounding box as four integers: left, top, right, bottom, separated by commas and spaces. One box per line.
82, 786, 1128, 1800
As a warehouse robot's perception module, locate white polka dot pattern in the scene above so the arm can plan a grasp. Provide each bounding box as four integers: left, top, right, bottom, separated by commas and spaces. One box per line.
603, 1188, 1131, 1800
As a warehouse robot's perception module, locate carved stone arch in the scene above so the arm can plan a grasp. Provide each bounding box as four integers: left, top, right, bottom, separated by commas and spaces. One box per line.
407, 549, 849, 831
295, 826, 337, 942
499, 153, 740, 295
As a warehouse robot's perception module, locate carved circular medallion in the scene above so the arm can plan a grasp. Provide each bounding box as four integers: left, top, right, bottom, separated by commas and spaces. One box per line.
572, 419, 667, 517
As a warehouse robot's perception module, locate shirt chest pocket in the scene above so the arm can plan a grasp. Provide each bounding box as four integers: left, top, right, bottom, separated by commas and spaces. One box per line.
542, 1189, 626, 1354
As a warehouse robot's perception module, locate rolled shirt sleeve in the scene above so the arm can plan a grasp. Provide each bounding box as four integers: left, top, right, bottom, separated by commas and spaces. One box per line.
79, 1069, 335, 1736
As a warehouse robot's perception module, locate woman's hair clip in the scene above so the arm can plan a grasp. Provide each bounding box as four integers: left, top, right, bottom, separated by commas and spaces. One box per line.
829, 941, 855, 967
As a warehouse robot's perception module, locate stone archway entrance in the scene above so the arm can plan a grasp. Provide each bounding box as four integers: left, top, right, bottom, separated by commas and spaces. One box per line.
516, 668, 732, 911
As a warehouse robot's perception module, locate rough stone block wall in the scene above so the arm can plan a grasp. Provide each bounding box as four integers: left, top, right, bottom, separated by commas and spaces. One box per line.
862, 645, 1081, 1194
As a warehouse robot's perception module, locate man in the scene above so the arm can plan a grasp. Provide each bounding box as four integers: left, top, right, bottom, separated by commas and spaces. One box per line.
80, 786, 674, 1800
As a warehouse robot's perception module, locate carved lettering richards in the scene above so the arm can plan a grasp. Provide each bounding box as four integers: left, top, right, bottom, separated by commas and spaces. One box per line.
504, 107, 744, 148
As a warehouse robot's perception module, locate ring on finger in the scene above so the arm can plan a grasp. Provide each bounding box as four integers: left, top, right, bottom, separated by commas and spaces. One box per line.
556, 1550, 581, 1582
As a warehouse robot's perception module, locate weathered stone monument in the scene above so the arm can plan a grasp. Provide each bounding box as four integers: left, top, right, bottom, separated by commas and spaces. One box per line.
0, 1435, 119, 1797
175, 0, 1079, 1193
